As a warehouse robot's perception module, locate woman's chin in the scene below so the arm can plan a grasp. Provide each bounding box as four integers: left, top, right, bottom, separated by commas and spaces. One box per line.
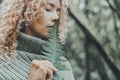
38, 33, 49, 40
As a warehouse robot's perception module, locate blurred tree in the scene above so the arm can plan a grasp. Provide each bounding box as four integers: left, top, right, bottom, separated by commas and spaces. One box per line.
65, 0, 120, 80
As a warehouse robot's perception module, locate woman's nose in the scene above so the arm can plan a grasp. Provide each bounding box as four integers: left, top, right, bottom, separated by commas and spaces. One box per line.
51, 11, 59, 22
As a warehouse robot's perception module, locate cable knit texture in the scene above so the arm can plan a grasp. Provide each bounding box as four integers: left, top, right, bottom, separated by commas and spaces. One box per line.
0, 32, 74, 80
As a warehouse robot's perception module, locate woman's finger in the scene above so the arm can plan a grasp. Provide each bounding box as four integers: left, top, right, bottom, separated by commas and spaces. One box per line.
41, 60, 58, 72
30, 60, 57, 80
42, 67, 53, 80
43, 63, 57, 72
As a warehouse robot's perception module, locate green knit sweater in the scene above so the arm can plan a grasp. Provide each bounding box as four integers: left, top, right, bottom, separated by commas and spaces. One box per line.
0, 32, 74, 80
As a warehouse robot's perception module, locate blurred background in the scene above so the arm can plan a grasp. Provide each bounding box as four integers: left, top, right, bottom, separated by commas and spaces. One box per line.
0, 0, 120, 80
65, 0, 120, 80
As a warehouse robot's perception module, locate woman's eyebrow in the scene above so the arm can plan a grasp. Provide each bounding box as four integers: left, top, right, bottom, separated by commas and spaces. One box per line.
47, 3, 61, 9
47, 3, 55, 8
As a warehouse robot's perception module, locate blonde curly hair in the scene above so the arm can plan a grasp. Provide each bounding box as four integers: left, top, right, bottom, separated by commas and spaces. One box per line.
0, 0, 68, 59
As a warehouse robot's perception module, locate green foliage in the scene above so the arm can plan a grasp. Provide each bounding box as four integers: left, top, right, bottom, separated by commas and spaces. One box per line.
41, 20, 69, 80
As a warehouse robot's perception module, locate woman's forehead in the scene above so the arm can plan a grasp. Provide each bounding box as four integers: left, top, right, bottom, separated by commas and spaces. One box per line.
47, 0, 61, 8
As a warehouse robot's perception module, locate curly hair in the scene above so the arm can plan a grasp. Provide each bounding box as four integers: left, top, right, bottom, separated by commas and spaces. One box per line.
0, 0, 68, 59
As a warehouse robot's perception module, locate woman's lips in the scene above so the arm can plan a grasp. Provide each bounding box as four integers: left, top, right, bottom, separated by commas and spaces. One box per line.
47, 26, 53, 30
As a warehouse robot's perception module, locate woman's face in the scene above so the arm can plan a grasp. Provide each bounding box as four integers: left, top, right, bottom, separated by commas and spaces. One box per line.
25, 0, 61, 39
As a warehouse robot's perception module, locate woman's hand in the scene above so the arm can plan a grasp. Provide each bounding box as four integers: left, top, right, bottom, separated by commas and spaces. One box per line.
29, 60, 57, 80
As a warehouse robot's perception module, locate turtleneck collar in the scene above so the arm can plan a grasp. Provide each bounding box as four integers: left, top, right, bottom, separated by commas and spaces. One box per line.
17, 32, 47, 55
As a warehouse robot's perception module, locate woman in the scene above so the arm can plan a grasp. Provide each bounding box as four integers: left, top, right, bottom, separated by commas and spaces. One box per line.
0, 0, 74, 80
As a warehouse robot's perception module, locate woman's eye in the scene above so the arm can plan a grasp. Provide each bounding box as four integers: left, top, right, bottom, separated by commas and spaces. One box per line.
45, 8, 51, 12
